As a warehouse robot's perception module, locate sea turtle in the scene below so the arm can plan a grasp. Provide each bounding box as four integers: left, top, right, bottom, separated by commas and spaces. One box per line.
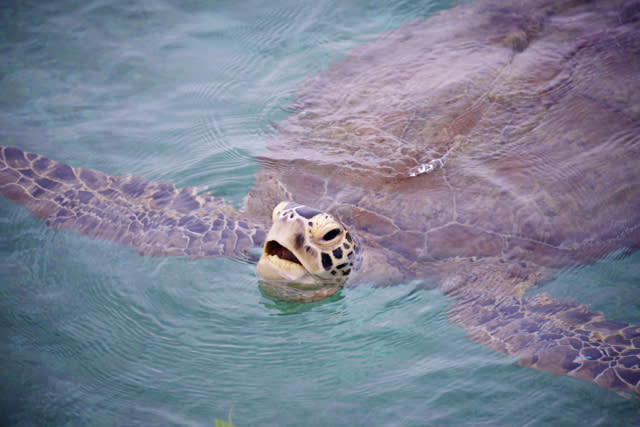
1, 0, 640, 395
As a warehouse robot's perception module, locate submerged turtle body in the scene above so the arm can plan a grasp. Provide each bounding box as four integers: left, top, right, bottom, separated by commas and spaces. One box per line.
253, 0, 640, 275
2, 0, 640, 394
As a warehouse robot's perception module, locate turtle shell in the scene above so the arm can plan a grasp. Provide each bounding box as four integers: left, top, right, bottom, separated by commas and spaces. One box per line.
249, 0, 640, 273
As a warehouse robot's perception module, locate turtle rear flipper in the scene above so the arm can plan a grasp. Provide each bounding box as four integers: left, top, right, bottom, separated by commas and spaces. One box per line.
449, 282, 640, 396
0, 146, 266, 259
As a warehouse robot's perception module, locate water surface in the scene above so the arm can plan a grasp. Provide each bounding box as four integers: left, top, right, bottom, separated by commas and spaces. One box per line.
1, 0, 639, 425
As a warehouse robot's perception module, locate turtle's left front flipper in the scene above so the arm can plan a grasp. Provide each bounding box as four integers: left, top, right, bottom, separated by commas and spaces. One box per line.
0, 146, 267, 259
441, 261, 640, 396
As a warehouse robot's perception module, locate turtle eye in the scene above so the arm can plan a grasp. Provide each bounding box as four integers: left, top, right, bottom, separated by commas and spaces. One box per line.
322, 228, 341, 241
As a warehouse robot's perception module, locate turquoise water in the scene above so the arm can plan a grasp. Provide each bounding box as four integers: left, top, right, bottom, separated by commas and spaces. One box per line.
1, 0, 639, 425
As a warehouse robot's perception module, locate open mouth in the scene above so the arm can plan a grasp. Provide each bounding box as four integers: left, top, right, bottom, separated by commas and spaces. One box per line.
264, 240, 302, 266
258, 240, 311, 283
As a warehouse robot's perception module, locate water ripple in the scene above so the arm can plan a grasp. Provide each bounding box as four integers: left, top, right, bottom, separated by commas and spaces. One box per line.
2, 0, 640, 426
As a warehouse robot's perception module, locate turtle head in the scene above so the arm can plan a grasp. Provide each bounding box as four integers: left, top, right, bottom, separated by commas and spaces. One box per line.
257, 202, 358, 290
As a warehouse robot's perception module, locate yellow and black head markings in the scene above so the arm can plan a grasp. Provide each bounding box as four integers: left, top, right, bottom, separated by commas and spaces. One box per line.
256, 202, 358, 287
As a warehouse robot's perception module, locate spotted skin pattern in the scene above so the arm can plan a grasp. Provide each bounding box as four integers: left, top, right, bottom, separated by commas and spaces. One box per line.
258, 202, 358, 285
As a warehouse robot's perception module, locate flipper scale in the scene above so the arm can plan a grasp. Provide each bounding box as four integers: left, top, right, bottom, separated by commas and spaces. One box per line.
0, 146, 266, 258
445, 261, 640, 395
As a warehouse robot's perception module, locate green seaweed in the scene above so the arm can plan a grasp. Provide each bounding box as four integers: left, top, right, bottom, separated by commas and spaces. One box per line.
214, 407, 235, 427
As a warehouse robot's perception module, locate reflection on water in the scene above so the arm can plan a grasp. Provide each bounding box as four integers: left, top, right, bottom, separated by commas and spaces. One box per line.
1, 0, 640, 425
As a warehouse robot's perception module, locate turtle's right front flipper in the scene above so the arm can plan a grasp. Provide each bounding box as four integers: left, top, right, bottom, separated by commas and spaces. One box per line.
0, 146, 267, 259
445, 265, 640, 396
